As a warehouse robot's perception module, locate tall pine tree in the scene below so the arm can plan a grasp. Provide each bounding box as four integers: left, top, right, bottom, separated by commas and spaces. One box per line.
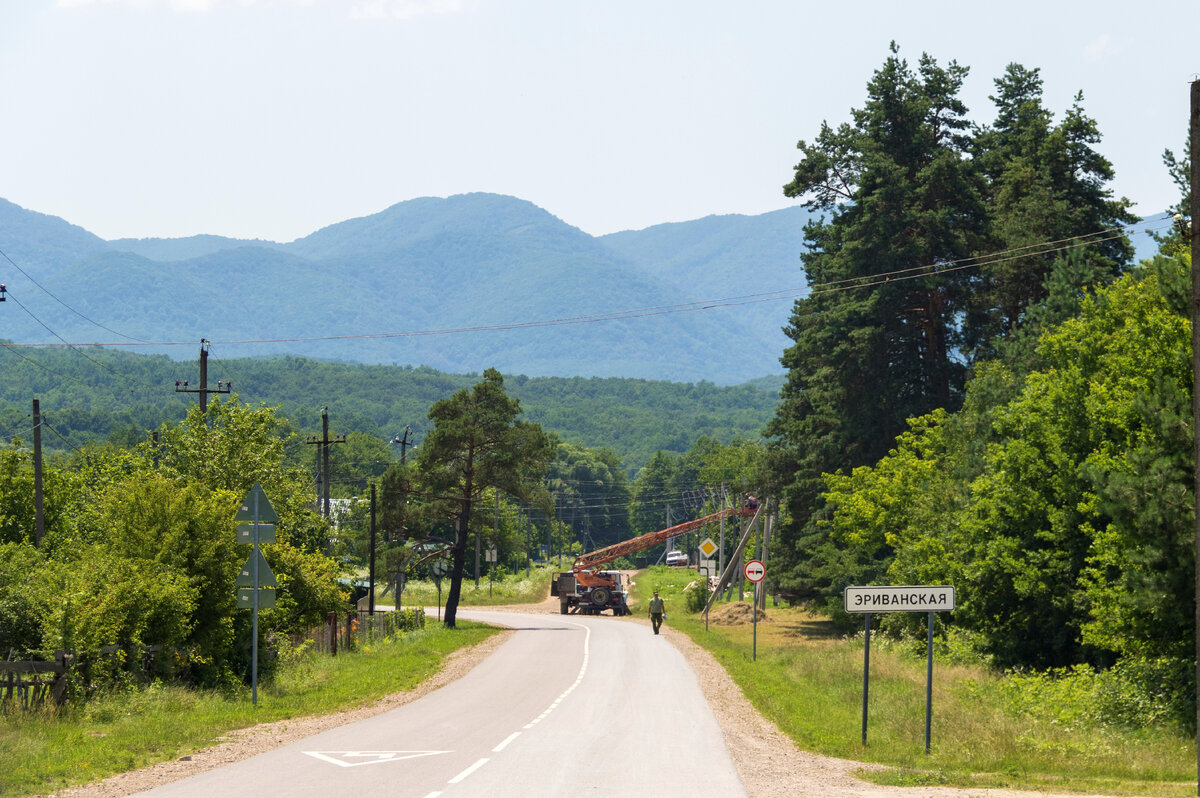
768, 48, 1134, 602
769, 45, 986, 599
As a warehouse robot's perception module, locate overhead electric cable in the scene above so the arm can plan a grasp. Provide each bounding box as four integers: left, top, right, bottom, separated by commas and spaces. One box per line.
0, 246, 151, 342
2, 290, 162, 391
39, 417, 86, 455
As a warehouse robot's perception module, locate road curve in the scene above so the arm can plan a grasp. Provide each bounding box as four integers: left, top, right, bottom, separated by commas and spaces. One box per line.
129, 610, 746, 798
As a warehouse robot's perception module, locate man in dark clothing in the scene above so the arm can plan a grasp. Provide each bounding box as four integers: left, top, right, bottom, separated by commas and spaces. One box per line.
648, 590, 665, 634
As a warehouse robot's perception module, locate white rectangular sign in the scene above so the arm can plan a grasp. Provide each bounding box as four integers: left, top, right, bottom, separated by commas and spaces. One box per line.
844, 585, 955, 613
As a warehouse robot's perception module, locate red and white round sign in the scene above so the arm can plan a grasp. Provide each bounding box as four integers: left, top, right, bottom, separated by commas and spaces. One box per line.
744, 559, 766, 583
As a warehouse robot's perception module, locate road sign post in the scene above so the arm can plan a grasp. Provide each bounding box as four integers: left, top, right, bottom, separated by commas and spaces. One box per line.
844, 586, 955, 753
431, 560, 449, 622
234, 483, 279, 707
744, 560, 765, 660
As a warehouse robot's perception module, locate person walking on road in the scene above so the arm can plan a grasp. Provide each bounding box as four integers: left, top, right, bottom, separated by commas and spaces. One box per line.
648, 590, 665, 634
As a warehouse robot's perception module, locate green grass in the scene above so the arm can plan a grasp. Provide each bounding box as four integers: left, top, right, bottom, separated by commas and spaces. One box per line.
372, 563, 560, 608
0, 621, 498, 798
634, 568, 1195, 797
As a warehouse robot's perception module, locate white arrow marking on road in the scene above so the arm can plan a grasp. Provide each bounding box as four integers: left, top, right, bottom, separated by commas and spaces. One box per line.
303, 750, 450, 767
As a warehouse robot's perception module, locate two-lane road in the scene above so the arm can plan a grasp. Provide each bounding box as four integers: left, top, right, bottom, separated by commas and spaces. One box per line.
133, 610, 746, 797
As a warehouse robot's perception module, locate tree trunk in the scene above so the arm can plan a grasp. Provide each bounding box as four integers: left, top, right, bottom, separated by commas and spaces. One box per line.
444, 501, 470, 628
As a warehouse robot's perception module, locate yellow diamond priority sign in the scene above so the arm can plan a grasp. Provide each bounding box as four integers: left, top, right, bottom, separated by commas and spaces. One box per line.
699, 537, 718, 559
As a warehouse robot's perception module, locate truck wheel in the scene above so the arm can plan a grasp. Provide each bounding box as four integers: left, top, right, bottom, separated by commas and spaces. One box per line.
590, 587, 610, 607
560, 600, 569, 615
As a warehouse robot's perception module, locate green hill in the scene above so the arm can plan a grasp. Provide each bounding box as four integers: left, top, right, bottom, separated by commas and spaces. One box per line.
0, 347, 779, 472
0, 193, 810, 383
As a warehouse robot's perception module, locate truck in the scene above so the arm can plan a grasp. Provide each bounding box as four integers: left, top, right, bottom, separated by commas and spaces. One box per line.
550, 506, 753, 616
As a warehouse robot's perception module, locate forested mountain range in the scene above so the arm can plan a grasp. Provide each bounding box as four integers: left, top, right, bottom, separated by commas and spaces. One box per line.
0, 346, 781, 472
0, 194, 820, 384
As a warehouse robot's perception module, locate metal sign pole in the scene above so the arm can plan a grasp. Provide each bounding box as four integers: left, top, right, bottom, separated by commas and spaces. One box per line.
752, 582, 758, 661
926, 611, 934, 754
845, 586, 953, 751
862, 612, 871, 746
251, 489, 259, 707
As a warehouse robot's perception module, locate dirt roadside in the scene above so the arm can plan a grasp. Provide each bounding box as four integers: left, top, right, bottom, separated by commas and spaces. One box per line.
49, 596, 1152, 798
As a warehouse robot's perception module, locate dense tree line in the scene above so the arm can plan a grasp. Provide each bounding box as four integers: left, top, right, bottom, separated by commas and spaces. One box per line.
0, 350, 779, 476
766, 43, 1191, 716
0, 399, 345, 687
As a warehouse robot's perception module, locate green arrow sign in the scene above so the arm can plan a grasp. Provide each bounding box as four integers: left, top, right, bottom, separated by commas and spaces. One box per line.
237, 523, 276, 544
236, 550, 277, 587
234, 483, 279, 523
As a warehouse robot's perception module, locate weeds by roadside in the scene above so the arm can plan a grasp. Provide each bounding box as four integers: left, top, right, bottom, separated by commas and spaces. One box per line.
0, 621, 498, 798
635, 568, 1194, 798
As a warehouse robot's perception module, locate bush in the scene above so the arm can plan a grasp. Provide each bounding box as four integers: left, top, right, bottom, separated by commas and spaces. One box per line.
995, 656, 1192, 731
683, 579, 709, 613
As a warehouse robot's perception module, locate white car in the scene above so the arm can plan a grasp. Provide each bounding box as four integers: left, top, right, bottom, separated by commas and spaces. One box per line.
665, 550, 688, 567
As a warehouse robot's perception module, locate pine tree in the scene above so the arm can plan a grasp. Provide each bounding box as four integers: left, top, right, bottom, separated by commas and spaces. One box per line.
769, 45, 986, 598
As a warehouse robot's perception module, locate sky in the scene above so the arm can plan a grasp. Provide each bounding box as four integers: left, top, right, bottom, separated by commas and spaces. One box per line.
0, 0, 1196, 244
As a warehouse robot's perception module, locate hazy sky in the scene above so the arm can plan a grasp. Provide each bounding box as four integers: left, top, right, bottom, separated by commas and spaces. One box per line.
1, 1, 1195, 243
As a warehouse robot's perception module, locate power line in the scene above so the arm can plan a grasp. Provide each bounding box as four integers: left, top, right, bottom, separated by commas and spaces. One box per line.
0, 246, 150, 342
2, 289, 163, 392
38, 417, 86, 455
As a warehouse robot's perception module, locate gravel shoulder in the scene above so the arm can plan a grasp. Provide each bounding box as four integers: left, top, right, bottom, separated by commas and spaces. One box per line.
49, 597, 1150, 798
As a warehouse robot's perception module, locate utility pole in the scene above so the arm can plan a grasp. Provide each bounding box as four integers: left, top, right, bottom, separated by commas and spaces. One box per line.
369, 483, 377, 616
719, 483, 727, 580
1188, 75, 1199, 798
174, 339, 230, 419
32, 399, 43, 548
391, 425, 416, 464
306, 407, 346, 518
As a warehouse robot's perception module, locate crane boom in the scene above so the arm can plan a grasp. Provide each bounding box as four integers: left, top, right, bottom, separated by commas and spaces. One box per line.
571, 506, 753, 572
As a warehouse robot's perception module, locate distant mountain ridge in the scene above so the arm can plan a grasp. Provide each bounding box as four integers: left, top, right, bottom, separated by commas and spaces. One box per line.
0, 194, 816, 384
0, 194, 1163, 384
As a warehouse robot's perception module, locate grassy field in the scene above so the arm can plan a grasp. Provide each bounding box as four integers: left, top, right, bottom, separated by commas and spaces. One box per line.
368, 563, 559, 608
0, 621, 498, 798
635, 567, 1196, 797
6, 565, 1195, 797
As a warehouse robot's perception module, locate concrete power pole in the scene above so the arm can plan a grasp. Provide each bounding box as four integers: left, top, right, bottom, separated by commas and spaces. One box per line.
32, 398, 43, 548
306, 407, 346, 518
174, 339, 230, 418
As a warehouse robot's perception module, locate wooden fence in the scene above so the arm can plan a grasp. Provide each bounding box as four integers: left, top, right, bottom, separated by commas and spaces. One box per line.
295, 608, 426, 656
1, 651, 70, 708
2, 609, 428, 708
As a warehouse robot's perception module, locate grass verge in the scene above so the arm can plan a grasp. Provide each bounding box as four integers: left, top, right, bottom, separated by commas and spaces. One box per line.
0, 621, 498, 798
635, 567, 1195, 798
367, 564, 559, 608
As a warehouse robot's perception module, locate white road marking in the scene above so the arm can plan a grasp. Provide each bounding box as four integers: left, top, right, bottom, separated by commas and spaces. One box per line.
448, 757, 489, 784
302, 750, 449, 767
493, 732, 520, 752
524, 621, 590, 729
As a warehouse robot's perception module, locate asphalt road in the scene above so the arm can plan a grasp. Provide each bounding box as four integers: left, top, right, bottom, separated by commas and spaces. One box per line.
131, 609, 747, 798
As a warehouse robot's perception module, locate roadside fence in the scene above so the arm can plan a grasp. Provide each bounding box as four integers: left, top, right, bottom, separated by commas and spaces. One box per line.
295, 608, 426, 656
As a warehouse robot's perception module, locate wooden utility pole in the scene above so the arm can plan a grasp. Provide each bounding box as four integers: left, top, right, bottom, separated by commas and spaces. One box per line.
174, 340, 230, 418
32, 399, 43, 548
1189, 76, 1199, 798
392, 425, 416, 464
306, 407, 345, 517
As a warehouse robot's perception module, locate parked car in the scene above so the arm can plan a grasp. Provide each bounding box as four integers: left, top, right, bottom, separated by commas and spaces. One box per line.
665, 550, 688, 567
